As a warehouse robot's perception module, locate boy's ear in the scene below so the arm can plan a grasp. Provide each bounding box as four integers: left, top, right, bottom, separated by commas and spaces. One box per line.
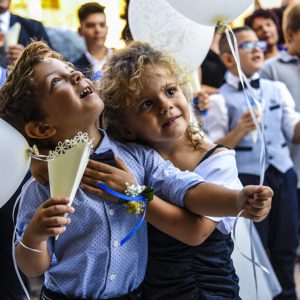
220, 52, 236, 69
78, 26, 83, 37
25, 121, 56, 140
119, 125, 137, 141
285, 28, 293, 44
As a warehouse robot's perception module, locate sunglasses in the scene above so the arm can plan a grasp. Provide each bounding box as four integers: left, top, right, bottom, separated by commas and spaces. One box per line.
238, 41, 268, 52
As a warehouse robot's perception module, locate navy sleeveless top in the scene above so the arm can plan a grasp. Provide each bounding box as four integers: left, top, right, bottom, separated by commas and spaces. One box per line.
142, 145, 240, 300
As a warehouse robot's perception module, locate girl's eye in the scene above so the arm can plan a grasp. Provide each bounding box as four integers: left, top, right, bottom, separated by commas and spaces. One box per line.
166, 87, 177, 97
141, 99, 153, 109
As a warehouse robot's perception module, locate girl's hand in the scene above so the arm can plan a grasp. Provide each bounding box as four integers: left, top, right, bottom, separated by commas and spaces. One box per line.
237, 185, 273, 222
81, 156, 136, 201
24, 197, 75, 245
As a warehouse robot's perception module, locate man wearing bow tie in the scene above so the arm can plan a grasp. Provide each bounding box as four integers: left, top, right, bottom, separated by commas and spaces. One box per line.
0, 0, 51, 66
202, 26, 300, 300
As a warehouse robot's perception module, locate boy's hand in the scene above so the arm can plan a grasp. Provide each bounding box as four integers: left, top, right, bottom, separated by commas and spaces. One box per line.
236, 110, 259, 136
237, 185, 273, 222
81, 157, 136, 201
194, 91, 211, 111
24, 197, 75, 246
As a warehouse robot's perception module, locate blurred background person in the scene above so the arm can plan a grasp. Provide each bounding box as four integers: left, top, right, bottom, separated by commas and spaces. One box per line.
0, 0, 51, 66
245, 8, 283, 60
73, 2, 113, 81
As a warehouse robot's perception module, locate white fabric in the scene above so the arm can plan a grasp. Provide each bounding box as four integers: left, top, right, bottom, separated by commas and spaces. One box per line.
203, 72, 300, 143
194, 148, 281, 299
85, 48, 113, 74
0, 11, 10, 33
194, 149, 238, 234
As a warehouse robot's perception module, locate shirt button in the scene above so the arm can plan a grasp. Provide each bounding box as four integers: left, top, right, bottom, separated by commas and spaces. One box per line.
108, 209, 114, 216
110, 273, 116, 281
269, 156, 273, 160
113, 240, 119, 248
267, 141, 272, 145
264, 125, 268, 129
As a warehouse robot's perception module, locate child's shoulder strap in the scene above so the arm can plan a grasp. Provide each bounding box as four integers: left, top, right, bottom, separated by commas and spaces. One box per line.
199, 144, 229, 164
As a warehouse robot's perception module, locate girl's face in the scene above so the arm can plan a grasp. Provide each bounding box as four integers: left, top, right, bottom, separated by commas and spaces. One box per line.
33, 58, 104, 142
124, 65, 190, 149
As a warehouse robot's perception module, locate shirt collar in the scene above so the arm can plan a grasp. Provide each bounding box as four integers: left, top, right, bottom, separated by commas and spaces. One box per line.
225, 71, 260, 90
0, 10, 10, 33
92, 129, 114, 155
279, 50, 299, 63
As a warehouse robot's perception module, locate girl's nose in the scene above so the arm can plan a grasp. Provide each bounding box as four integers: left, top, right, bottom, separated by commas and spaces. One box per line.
159, 96, 173, 114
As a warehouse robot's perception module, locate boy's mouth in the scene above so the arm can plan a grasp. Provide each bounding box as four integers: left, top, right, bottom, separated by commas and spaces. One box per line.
80, 86, 93, 99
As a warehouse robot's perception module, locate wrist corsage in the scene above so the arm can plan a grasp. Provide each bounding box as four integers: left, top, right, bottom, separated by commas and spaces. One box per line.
123, 183, 154, 214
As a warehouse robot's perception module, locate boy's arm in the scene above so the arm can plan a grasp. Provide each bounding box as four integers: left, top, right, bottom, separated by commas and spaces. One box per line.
216, 110, 257, 148
16, 197, 74, 278
184, 183, 272, 221
147, 196, 216, 246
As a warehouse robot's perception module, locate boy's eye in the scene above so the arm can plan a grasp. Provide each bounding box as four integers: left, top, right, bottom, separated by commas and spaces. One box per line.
166, 87, 177, 97
50, 77, 61, 88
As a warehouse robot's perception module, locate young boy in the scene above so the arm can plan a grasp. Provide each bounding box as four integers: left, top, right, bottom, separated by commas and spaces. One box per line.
260, 3, 300, 225
0, 41, 272, 299
73, 2, 113, 80
204, 26, 300, 300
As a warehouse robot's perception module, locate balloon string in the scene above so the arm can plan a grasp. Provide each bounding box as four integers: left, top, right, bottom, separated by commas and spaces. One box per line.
224, 24, 268, 300
11, 177, 36, 300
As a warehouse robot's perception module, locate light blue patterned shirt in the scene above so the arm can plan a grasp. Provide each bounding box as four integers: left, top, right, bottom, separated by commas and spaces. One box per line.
16, 130, 203, 299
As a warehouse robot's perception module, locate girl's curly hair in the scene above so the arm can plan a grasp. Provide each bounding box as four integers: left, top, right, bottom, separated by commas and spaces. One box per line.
99, 41, 204, 149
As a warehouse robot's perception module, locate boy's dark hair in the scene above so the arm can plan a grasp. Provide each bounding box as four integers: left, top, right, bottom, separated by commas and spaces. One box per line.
245, 8, 280, 34
0, 41, 65, 147
219, 26, 254, 54
78, 2, 106, 23
283, 4, 300, 36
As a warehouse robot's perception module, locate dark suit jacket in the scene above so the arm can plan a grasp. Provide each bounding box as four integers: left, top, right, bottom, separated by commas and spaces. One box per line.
73, 53, 93, 80
10, 13, 51, 47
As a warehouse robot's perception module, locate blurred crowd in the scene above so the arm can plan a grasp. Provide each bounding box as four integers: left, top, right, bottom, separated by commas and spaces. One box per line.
1, 0, 300, 299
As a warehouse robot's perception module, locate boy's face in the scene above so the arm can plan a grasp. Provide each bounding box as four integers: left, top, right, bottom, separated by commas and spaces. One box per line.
33, 58, 103, 141
252, 17, 279, 47
124, 65, 190, 148
237, 30, 265, 77
287, 29, 300, 57
79, 13, 108, 49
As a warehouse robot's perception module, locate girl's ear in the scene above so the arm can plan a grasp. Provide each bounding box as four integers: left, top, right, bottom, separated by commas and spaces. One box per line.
25, 121, 56, 140
120, 125, 137, 141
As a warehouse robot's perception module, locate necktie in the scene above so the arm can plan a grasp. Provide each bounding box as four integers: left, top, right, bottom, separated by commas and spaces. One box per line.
89, 149, 116, 166
238, 78, 260, 91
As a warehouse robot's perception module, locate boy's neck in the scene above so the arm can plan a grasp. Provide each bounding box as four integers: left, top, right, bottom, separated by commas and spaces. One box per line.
87, 45, 107, 61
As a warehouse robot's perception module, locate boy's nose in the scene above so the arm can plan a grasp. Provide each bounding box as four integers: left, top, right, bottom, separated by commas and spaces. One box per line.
71, 70, 84, 84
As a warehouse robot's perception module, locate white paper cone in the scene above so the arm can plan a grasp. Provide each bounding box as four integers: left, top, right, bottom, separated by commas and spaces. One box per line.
5, 22, 21, 49
47, 133, 93, 239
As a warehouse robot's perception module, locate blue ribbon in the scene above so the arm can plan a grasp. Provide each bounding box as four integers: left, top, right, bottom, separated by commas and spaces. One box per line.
98, 183, 147, 246
192, 97, 207, 116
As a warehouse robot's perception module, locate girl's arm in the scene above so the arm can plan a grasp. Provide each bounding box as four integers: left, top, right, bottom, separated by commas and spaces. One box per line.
147, 197, 216, 246
81, 157, 217, 245
16, 197, 74, 277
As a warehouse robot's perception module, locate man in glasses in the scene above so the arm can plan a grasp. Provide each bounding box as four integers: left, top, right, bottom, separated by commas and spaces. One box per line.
203, 26, 300, 300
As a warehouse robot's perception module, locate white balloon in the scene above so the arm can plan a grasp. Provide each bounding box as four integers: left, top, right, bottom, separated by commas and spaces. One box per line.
129, 0, 214, 73
0, 118, 30, 208
166, 0, 253, 26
